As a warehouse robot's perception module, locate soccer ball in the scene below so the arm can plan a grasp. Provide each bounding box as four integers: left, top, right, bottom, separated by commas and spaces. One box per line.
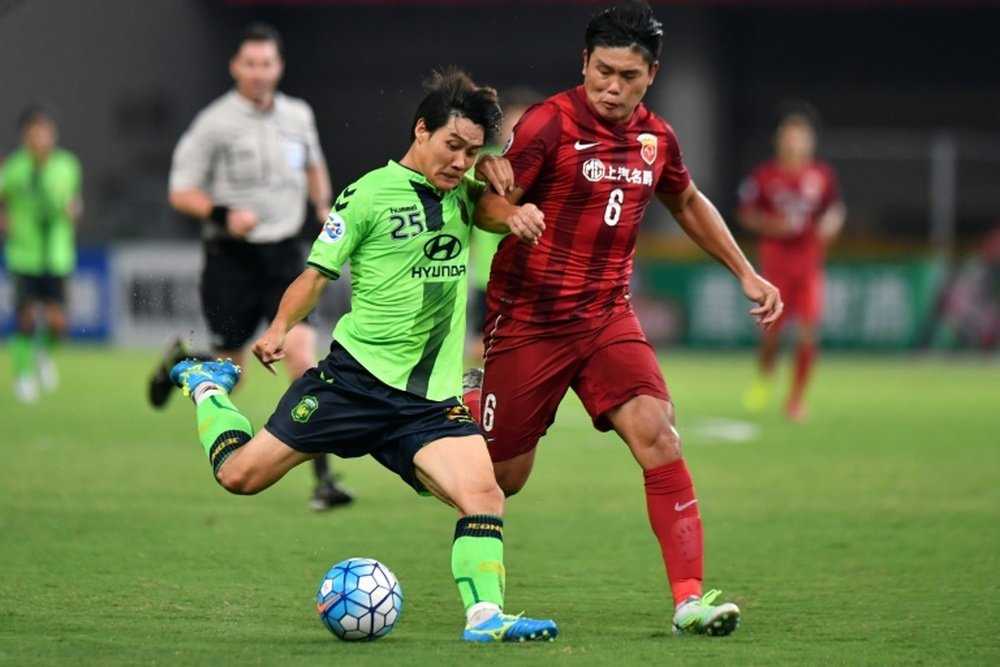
316, 557, 403, 641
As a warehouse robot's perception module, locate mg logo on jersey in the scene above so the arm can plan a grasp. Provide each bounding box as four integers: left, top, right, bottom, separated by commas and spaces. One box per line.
582, 158, 606, 183
637, 133, 657, 166
423, 234, 462, 261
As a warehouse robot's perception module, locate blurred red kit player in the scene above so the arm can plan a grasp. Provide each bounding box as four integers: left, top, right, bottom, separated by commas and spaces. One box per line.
466, 1, 783, 636
737, 111, 845, 422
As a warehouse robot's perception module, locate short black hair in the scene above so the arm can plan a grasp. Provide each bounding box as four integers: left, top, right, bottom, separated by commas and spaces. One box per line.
236, 22, 283, 58
776, 99, 821, 133
411, 67, 502, 145
18, 104, 56, 132
585, 1, 663, 65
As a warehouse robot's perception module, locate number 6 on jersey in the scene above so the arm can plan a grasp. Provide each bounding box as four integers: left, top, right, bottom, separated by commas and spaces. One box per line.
604, 188, 624, 226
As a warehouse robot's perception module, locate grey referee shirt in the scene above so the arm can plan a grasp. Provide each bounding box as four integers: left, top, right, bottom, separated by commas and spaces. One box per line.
169, 90, 325, 244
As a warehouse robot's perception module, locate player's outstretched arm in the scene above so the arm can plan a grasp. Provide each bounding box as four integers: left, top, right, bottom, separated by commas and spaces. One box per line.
473, 190, 545, 246
659, 183, 755, 277
253, 267, 329, 374
659, 184, 783, 328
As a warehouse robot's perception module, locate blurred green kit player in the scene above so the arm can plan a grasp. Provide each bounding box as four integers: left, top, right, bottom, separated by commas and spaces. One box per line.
169, 69, 556, 642
0, 106, 82, 403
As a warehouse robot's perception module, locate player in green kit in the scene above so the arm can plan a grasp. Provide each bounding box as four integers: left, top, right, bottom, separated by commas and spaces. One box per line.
168, 68, 555, 642
0, 106, 82, 403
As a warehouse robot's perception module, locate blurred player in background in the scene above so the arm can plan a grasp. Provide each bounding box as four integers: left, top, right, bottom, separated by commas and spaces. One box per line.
0, 106, 82, 403
150, 22, 352, 509
467, 1, 781, 636
737, 109, 845, 422
923, 224, 1000, 350
466, 87, 542, 364
167, 69, 557, 642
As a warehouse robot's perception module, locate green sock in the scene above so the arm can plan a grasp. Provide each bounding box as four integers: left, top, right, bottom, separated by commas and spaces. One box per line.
11, 334, 34, 377
195, 393, 254, 475
452, 514, 505, 611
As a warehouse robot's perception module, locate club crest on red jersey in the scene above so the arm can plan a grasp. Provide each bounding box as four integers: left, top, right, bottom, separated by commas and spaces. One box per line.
502, 132, 514, 156
637, 133, 657, 166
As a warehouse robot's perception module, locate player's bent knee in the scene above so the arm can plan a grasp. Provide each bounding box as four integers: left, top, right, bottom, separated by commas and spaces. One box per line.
657, 429, 683, 462
629, 417, 683, 469
215, 463, 265, 495
282, 344, 315, 377
48, 310, 69, 336
457, 481, 505, 516
639, 399, 683, 459
491, 448, 536, 497
645, 417, 683, 460
494, 468, 529, 497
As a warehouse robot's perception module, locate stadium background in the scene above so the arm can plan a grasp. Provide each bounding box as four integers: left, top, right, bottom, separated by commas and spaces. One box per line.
2, 2, 999, 664
1, 0, 998, 351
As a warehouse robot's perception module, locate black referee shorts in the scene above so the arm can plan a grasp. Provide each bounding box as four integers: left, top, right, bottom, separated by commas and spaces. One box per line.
264, 342, 484, 493
200, 238, 311, 350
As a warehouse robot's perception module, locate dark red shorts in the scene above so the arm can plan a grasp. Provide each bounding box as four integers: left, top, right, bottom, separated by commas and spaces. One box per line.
764, 265, 823, 327
480, 307, 669, 463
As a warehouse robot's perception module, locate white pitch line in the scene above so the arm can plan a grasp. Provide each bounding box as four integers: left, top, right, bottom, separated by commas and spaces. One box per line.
687, 417, 760, 444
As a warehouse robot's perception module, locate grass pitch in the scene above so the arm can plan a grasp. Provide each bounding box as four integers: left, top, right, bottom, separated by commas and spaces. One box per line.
1, 348, 998, 666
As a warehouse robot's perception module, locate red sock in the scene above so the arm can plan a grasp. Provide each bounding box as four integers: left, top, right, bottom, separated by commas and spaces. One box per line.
644, 459, 703, 607
463, 387, 482, 424
789, 342, 816, 405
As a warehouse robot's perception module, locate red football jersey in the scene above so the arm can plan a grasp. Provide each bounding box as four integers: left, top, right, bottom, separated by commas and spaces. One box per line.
486, 86, 691, 323
738, 160, 840, 274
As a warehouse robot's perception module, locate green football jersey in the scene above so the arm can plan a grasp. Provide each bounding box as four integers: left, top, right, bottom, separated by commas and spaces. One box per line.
0, 147, 81, 276
307, 160, 485, 401
470, 223, 504, 291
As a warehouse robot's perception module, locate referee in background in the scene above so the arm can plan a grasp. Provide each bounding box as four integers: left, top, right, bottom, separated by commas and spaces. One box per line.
150, 22, 352, 510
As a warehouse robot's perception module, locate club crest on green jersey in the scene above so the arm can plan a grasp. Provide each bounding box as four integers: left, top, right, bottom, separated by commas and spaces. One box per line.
291, 395, 319, 422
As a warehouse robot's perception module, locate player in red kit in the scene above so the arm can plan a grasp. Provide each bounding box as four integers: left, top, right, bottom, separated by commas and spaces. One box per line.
737, 110, 845, 422
468, 1, 782, 636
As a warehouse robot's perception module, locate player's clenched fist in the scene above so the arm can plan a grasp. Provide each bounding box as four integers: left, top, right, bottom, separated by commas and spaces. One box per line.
252, 326, 286, 375
475, 154, 515, 195
226, 208, 258, 239
506, 203, 545, 245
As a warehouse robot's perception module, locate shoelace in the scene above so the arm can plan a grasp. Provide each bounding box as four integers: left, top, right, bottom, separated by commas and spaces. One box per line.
699, 589, 721, 606
499, 611, 525, 622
